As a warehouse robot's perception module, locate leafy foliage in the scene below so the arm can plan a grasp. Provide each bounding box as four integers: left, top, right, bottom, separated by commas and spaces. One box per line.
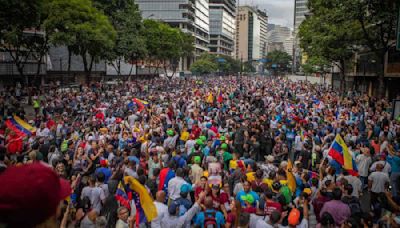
298, 0, 398, 96
190, 53, 241, 75
0, 0, 49, 78
265, 50, 292, 73
143, 19, 194, 78
93, 0, 147, 75
45, 0, 116, 81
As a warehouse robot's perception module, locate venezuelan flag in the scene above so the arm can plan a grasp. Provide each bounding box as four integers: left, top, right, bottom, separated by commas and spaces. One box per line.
133, 98, 149, 112
124, 176, 157, 226
5, 116, 36, 137
328, 134, 358, 176
158, 168, 175, 194
115, 181, 131, 210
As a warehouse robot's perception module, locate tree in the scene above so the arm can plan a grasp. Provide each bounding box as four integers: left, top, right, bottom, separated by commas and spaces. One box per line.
343, 0, 398, 97
301, 56, 331, 75
93, 0, 147, 77
190, 58, 218, 75
0, 0, 48, 83
243, 61, 256, 73
190, 53, 240, 76
45, 0, 116, 83
143, 19, 194, 78
265, 50, 292, 74
298, 0, 360, 92
299, 0, 398, 97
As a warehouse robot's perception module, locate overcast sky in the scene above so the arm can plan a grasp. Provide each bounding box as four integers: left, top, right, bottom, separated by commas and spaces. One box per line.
240, 0, 294, 29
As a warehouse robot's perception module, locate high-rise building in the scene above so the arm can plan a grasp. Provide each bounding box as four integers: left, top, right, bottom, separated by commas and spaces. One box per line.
258, 9, 268, 58
294, 0, 308, 33
136, 0, 210, 70
235, 5, 268, 62
266, 24, 293, 55
293, 0, 309, 71
208, 0, 236, 56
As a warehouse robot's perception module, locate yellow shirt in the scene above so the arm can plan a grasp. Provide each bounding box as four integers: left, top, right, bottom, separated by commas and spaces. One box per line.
229, 159, 238, 170
180, 131, 189, 142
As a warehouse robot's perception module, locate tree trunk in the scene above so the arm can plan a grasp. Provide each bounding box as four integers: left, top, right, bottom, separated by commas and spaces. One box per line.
339, 59, 346, 95
81, 52, 90, 84
35, 54, 43, 86
377, 51, 387, 98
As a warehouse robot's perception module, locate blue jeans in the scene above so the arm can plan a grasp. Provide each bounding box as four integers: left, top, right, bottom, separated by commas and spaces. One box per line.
360, 176, 368, 190
390, 172, 400, 197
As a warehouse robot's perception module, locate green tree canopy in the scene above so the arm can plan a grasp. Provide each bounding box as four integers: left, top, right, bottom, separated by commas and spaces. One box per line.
143, 19, 194, 78
0, 0, 49, 80
190, 58, 218, 75
265, 50, 292, 74
298, 0, 398, 96
93, 0, 147, 76
190, 53, 240, 75
301, 56, 331, 75
45, 0, 116, 82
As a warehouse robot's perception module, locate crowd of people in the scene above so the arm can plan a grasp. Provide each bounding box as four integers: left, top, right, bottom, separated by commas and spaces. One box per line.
0, 76, 400, 228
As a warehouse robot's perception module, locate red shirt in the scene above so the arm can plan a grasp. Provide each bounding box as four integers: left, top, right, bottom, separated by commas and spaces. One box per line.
46, 119, 56, 129
6, 135, 23, 154
264, 200, 282, 215
195, 186, 205, 199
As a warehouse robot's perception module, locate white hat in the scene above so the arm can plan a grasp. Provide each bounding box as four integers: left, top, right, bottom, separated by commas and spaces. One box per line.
265, 155, 274, 162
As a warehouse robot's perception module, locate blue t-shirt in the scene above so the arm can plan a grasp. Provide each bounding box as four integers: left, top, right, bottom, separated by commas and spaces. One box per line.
95, 167, 112, 183
194, 209, 225, 228
236, 190, 259, 207
388, 155, 400, 173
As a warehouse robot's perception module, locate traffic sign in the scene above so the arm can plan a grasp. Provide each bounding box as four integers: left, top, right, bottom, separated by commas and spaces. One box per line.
217, 58, 226, 63
259, 58, 270, 63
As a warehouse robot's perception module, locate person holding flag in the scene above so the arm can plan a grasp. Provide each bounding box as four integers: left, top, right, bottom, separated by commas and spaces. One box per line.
328, 134, 359, 176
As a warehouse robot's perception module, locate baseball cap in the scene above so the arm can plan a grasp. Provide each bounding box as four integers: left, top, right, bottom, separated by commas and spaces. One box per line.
288, 208, 301, 225
180, 184, 193, 193
166, 129, 174, 136
100, 159, 108, 167
193, 156, 201, 164
0, 163, 71, 227
221, 143, 228, 150
168, 201, 180, 215
196, 139, 204, 145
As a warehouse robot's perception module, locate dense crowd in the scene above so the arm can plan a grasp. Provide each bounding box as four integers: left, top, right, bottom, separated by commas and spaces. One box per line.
0, 76, 400, 228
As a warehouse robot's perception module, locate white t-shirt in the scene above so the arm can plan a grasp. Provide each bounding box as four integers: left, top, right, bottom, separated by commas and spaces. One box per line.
151, 201, 168, 228
368, 171, 390, 193
343, 175, 362, 198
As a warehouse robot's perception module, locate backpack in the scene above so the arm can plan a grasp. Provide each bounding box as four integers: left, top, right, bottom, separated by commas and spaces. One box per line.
204, 210, 217, 228
347, 196, 362, 216
279, 185, 292, 205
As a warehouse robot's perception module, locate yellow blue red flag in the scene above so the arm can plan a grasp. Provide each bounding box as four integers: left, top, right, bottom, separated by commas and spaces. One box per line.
328, 134, 358, 176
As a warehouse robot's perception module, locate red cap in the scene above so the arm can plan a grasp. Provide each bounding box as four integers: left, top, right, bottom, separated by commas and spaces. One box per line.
100, 159, 108, 167
0, 163, 71, 227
